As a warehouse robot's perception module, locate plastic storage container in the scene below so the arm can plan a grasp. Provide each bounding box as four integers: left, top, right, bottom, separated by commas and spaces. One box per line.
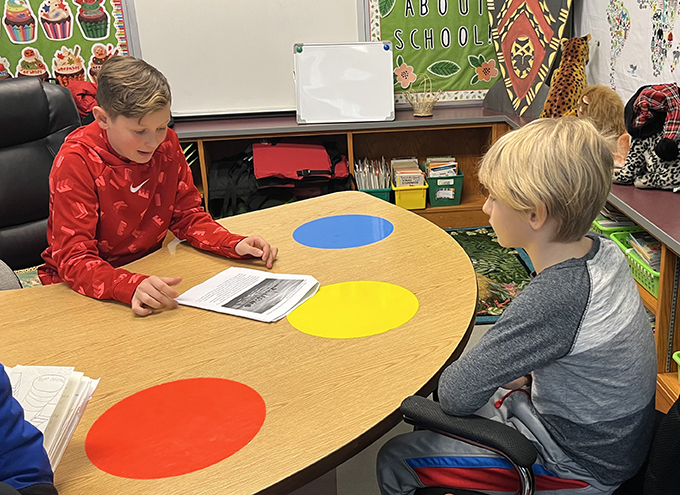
361, 188, 392, 202
591, 216, 642, 238
392, 183, 428, 210
426, 171, 464, 207
610, 231, 660, 297
674, 351, 680, 385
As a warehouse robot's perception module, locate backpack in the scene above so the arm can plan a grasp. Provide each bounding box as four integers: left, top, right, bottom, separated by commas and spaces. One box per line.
208, 142, 354, 218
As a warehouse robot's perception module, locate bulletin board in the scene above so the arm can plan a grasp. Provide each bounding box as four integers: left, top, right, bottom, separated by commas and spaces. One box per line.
368, 0, 500, 104
574, 0, 680, 104
0, 0, 129, 84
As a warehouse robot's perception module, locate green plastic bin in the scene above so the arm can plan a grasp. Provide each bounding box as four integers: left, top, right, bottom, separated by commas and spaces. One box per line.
610, 231, 660, 297
361, 188, 392, 202
426, 172, 464, 207
674, 351, 680, 385
591, 216, 643, 239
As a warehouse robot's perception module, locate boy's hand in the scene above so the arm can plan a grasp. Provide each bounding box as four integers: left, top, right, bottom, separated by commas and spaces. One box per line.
502, 375, 531, 390
131, 276, 182, 316
235, 235, 278, 269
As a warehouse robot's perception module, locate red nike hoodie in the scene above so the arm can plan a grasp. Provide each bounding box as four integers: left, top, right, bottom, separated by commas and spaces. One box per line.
39, 122, 247, 305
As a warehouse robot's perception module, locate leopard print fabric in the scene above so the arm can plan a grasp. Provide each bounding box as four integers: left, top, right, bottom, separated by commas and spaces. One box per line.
614, 133, 680, 189
539, 35, 591, 118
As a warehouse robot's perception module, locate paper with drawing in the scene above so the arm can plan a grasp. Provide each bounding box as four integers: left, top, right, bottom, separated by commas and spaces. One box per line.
176, 267, 319, 322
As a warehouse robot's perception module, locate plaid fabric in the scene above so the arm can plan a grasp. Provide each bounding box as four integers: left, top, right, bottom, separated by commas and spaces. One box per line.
633, 83, 680, 140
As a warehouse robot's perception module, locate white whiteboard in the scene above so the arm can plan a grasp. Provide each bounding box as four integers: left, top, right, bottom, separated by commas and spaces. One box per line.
125, 0, 365, 117
294, 42, 395, 124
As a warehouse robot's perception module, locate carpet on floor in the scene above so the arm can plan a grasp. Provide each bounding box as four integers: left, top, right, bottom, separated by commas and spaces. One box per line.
447, 227, 533, 324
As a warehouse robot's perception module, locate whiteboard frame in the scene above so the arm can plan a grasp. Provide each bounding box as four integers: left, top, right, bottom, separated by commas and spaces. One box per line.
293, 42, 395, 124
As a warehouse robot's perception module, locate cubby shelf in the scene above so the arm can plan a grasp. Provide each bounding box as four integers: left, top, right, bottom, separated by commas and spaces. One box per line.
174, 106, 522, 228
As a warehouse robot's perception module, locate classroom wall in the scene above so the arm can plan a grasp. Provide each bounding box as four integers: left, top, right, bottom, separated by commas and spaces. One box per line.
574, 0, 680, 103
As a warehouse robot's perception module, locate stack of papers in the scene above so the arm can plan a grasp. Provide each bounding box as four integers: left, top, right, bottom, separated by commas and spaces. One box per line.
597, 205, 635, 227
355, 157, 390, 190
390, 157, 425, 187
425, 156, 458, 177
177, 267, 319, 322
627, 231, 661, 271
7, 365, 99, 469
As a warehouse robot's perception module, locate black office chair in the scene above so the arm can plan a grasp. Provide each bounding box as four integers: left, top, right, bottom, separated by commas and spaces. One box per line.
0, 78, 81, 270
401, 395, 680, 495
0, 259, 21, 291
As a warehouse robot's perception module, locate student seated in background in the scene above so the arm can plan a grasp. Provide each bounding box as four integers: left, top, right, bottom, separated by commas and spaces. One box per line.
39, 56, 278, 316
377, 118, 657, 495
577, 84, 629, 171
0, 365, 57, 495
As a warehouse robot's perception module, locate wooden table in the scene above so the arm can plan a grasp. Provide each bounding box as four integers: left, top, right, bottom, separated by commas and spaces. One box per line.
1, 191, 477, 495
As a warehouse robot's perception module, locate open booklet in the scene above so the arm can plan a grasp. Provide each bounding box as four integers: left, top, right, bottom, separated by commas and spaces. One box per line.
6, 365, 99, 470
176, 267, 319, 322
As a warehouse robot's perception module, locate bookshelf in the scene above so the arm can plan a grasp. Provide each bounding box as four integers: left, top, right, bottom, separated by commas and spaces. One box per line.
609, 185, 680, 413
173, 106, 522, 229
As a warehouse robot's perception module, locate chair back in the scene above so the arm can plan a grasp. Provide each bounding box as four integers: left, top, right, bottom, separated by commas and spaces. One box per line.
0, 259, 20, 291
0, 78, 81, 270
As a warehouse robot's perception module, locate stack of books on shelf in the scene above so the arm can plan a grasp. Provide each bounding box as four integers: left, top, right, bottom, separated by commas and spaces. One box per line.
597, 204, 636, 227
424, 156, 458, 177
627, 231, 662, 271
390, 157, 425, 187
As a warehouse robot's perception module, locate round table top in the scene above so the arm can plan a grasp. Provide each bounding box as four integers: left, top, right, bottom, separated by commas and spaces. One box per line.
1, 191, 477, 494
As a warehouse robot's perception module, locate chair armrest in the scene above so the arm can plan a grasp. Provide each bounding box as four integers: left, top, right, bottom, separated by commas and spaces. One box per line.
400, 395, 537, 469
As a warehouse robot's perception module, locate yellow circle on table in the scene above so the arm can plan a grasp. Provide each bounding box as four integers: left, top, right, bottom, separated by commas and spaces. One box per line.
287, 281, 419, 339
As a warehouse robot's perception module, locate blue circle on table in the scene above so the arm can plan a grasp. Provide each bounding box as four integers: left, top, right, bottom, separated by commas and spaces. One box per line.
293, 215, 394, 249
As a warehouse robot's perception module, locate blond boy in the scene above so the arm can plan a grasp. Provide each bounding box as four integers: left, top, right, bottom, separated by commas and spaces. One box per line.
377, 118, 656, 495
39, 56, 277, 316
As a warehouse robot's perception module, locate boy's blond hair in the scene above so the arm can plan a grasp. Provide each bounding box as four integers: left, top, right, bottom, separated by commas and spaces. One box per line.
96, 55, 171, 119
579, 84, 626, 137
478, 117, 613, 243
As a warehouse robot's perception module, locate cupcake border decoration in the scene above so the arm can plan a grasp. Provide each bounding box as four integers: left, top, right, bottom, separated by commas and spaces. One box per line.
87, 41, 116, 83
72, 0, 109, 41
2, 0, 38, 44
39, 0, 73, 41
0, 55, 13, 79
51, 44, 86, 87
15, 46, 50, 80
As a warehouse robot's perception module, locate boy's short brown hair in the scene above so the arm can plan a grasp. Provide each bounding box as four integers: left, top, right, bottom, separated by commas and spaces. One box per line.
96, 55, 171, 119
579, 84, 626, 137
478, 117, 614, 243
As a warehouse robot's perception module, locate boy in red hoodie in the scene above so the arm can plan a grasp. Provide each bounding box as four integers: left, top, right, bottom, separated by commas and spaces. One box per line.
39, 56, 278, 316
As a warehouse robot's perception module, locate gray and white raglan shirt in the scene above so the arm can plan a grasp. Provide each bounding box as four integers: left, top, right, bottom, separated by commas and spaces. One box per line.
438, 234, 657, 486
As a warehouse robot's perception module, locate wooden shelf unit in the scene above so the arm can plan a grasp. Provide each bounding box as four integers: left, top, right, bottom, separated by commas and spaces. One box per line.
174, 106, 519, 229
608, 186, 680, 413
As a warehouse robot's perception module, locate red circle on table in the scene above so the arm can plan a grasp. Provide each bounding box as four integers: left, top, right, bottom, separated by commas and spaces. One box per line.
85, 378, 266, 479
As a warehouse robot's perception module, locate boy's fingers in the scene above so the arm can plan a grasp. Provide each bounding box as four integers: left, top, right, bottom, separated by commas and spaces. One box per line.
131, 299, 153, 316
137, 290, 165, 309
153, 277, 182, 299
265, 246, 278, 268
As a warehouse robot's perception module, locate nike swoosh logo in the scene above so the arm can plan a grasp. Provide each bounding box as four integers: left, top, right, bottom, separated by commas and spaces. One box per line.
130, 178, 150, 193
